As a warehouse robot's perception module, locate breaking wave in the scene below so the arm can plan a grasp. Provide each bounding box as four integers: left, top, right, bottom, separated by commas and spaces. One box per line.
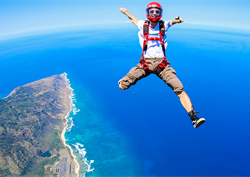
72, 143, 95, 173
64, 73, 94, 175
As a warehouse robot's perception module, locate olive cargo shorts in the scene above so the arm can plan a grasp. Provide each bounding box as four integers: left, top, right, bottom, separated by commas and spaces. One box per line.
118, 58, 184, 94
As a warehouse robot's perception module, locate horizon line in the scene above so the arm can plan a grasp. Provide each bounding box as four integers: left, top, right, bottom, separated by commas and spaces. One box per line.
0, 22, 249, 40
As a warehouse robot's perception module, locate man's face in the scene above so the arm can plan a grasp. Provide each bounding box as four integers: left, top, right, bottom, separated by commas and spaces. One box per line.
148, 8, 162, 17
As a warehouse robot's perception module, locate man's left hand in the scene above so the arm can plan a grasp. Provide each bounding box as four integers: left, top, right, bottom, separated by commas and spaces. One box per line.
175, 16, 184, 23
178, 17, 184, 23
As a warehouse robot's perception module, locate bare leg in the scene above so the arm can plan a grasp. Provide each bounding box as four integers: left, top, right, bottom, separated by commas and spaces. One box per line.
177, 91, 206, 128
177, 91, 193, 113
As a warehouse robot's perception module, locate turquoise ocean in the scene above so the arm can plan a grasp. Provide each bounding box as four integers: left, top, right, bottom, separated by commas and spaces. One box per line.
0, 23, 250, 176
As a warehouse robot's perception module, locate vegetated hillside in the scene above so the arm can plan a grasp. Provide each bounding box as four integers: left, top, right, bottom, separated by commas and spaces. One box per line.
0, 74, 71, 176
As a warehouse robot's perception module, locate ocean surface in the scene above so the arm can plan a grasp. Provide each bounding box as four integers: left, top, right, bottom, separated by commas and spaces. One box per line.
0, 23, 250, 176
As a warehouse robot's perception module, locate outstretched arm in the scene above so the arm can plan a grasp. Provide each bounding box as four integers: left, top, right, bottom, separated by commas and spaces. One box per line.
119, 7, 139, 26
170, 16, 184, 27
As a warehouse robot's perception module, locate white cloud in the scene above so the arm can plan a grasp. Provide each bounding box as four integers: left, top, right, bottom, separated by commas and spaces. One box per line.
184, 22, 202, 25
116, 21, 132, 23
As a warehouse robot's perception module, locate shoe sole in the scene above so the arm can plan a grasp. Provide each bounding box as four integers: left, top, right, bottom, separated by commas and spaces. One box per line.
193, 118, 206, 128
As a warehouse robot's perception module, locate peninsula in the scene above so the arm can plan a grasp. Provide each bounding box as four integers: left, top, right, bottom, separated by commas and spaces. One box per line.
0, 73, 79, 176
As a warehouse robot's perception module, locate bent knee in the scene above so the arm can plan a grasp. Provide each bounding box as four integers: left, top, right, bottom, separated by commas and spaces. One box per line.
176, 90, 185, 97
173, 84, 184, 95
118, 80, 129, 90
119, 83, 127, 90
118, 74, 138, 90
174, 88, 184, 95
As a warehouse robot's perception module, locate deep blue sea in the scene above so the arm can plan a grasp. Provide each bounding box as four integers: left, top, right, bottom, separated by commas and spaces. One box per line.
0, 23, 250, 176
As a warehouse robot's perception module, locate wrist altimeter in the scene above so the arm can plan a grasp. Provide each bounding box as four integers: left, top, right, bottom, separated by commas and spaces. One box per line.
175, 16, 182, 23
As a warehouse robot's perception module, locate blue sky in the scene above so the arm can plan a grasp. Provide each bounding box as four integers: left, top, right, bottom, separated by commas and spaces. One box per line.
0, 0, 250, 37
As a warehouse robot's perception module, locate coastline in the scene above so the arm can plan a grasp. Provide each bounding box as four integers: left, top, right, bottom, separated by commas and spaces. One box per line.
61, 73, 80, 176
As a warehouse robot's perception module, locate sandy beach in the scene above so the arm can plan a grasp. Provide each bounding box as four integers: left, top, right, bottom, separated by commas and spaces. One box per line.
60, 73, 80, 176
61, 117, 80, 176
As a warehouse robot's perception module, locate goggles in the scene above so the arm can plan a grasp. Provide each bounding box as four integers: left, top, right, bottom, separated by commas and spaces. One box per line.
149, 10, 161, 14
146, 8, 162, 17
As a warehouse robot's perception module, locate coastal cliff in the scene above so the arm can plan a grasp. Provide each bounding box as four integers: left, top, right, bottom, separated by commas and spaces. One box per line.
0, 73, 78, 176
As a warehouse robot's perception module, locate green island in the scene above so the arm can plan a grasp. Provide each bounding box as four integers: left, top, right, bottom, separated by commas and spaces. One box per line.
0, 73, 79, 177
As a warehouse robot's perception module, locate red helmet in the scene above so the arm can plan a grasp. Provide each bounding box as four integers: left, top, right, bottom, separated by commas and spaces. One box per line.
146, 2, 163, 22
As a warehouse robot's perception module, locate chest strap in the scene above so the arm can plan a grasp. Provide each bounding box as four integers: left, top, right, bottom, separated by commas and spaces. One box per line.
140, 20, 170, 76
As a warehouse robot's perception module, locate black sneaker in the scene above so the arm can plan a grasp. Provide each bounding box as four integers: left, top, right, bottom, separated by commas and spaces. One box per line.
192, 117, 206, 128
188, 110, 206, 128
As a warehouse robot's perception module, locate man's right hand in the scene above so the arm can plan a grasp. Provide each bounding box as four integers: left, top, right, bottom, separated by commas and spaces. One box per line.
119, 7, 139, 26
119, 7, 127, 14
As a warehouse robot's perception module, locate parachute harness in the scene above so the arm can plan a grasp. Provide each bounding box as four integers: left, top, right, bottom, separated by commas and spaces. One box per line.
139, 20, 170, 76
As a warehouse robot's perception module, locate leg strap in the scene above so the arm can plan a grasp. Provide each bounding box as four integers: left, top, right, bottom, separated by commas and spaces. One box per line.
156, 57, 170, 75
140, 57, 150, 76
